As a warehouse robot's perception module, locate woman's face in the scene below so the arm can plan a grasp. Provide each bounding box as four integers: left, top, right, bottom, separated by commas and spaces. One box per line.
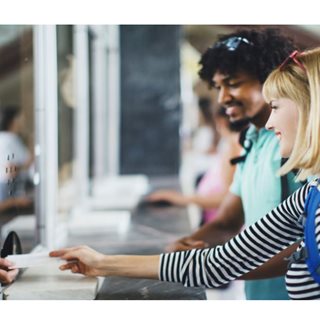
265, 98, 299, 157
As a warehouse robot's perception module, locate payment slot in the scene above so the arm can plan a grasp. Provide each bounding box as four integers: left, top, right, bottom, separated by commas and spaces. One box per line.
0, 231, 23, 258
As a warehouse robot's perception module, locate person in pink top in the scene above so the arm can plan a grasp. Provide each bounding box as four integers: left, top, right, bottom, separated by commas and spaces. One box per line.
147, 106, 243, 225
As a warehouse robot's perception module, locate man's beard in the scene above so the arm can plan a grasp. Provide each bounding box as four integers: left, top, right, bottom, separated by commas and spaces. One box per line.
229, 117, 250, 132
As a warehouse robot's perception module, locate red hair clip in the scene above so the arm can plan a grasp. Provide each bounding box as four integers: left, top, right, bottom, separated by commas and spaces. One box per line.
279, 50, 306, 72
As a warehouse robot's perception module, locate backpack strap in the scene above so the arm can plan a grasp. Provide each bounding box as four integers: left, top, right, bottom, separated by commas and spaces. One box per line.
304, 181, 320, 284
280, 158, 289, 202
230, 126, 252, 165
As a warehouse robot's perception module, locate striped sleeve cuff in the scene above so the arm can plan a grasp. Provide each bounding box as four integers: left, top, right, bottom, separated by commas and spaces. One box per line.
159, 252, 184, 283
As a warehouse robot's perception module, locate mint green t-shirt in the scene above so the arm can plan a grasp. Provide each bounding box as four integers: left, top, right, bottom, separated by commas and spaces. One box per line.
230, 125, 302, 300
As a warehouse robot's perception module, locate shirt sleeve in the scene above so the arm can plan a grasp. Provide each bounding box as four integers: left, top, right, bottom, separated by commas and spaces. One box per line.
159, 182, 311, 288
229, 163, 242, 197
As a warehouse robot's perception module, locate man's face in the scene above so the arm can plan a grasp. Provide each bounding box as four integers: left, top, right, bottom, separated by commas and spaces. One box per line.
212, 71, 267, 123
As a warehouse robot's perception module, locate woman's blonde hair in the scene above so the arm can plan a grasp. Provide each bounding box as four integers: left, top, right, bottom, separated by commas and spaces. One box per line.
262, 47, 320, 181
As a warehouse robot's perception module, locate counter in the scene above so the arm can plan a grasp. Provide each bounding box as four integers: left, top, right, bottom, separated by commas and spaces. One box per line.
69, 176, 206, 300
2, 176, 206, 300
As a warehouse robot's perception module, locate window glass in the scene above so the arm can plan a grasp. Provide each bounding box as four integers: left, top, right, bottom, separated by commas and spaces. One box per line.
0, 26, 35, 253
56, 25, 76, 220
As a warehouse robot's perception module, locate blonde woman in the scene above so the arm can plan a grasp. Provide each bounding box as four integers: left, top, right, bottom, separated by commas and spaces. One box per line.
50, 48, 320, 300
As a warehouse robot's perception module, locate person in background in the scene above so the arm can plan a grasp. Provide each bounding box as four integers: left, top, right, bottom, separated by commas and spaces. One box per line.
0, 105, 33, 212
51, 46, 320, 300
147, 104, 242, 225
192, 96, 218, 157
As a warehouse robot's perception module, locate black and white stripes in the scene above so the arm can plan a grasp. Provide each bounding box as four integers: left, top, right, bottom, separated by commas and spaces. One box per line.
159, 181, 320, 299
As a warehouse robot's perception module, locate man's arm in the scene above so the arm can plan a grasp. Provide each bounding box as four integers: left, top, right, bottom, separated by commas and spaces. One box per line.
166, 192, 244, 252
240, 242, 300, 280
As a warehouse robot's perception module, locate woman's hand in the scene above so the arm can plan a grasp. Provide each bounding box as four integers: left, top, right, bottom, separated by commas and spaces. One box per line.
11, 197, 33, 208
0, 197, 32, 212
50, 246, 160, 280
50, 245, 108, 277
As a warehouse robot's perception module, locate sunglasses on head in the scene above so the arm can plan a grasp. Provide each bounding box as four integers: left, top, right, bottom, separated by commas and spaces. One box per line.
214, 36, 254, 51
279, 50, 306, 73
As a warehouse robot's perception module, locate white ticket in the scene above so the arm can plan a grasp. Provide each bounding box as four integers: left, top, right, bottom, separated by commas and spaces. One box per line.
6, 252, 63, 269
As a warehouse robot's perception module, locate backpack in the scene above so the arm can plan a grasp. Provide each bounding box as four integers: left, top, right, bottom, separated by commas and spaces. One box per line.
303, 179, 320, 284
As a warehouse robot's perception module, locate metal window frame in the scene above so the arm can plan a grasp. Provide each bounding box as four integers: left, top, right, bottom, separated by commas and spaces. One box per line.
90, 25, 120, 180
90, 25, 108, 179
33, 25, 121, 249
33, 25, 58, 249
106, 25, 120, 176
73, 25, 90, 201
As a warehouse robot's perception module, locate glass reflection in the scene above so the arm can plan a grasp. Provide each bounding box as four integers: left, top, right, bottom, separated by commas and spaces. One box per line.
0, 26, 35, 253
57, 26, 76, 219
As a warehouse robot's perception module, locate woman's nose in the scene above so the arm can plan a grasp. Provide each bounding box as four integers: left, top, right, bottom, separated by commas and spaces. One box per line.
265, 114, 274, 131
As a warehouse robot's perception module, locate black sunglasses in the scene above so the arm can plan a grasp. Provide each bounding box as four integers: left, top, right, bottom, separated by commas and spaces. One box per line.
214, 36, 254, 51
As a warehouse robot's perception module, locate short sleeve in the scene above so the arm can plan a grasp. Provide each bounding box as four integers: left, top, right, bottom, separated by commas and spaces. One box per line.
229, 164, 242, 197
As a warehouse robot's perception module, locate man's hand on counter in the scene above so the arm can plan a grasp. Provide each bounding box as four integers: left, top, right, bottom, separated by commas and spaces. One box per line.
165, 237, 209, 252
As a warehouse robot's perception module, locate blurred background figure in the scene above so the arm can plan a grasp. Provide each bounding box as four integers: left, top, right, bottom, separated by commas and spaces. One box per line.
147, 100, 243, 225
191, 96, 218, 160
0, 105, 33, 212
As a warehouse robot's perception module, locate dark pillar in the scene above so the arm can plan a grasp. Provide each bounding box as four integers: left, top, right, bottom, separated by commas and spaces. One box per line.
120, 25, 181, 176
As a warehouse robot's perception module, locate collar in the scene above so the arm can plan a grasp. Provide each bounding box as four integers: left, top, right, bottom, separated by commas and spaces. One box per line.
246, 124, 272, 141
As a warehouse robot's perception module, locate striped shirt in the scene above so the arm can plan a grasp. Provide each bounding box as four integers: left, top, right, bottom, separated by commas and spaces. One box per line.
159, 180, 320, 300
